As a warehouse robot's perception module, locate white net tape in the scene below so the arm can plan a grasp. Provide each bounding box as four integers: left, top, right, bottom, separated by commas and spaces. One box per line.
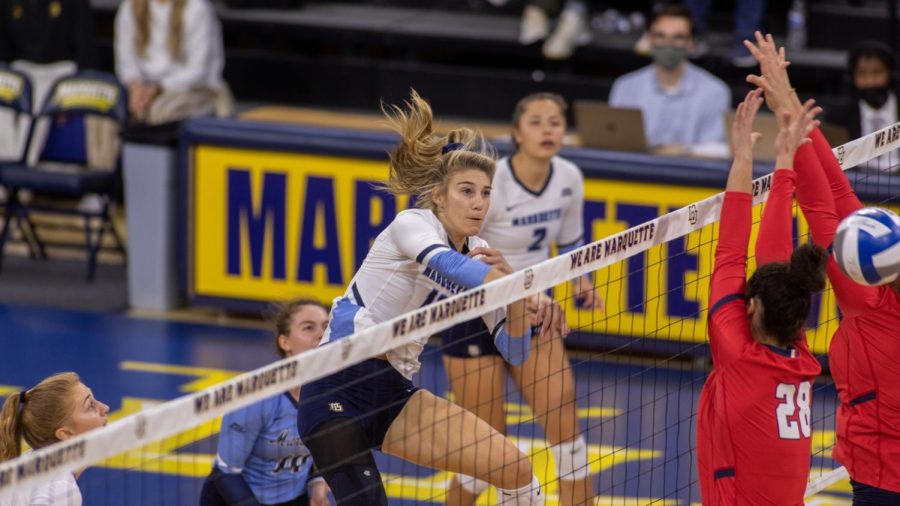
1, 122, 898, 502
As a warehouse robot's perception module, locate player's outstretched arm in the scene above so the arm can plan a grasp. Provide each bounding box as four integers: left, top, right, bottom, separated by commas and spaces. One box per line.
708, 90, 763, 366
756, 99, 821, 265
809, 127, 864, 219
744, 31, 864, 219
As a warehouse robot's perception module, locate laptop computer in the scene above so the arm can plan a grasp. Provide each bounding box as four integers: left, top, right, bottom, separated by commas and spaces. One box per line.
724, 110, 780, 161
724, 110, 852, 160
574, 100, 649, 153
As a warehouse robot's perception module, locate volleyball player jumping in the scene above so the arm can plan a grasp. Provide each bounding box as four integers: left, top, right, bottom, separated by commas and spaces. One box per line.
697, 89, 827, 505
296, 90, 567, 505
745, 32, 900, 502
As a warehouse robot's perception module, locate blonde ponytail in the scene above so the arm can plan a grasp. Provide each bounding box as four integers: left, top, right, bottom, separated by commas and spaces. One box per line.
0, 373, 81, 462
382, 90, 496, 210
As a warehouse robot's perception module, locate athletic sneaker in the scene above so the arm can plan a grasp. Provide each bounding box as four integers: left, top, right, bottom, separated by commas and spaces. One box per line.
519, 5, 550, 45
543, 8, 592, 59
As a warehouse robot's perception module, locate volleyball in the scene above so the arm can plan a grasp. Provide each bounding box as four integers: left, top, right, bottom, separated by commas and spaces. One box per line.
833, 207, 900, 286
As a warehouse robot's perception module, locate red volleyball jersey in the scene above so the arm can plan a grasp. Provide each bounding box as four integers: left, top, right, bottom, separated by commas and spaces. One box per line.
793, 130, 900, 492
698, 182, 822, 505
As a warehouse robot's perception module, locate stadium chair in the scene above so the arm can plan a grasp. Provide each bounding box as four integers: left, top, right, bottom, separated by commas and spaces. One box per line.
0, 70, 128, 281
0, 65, 49, 259
0, 65, 34, 163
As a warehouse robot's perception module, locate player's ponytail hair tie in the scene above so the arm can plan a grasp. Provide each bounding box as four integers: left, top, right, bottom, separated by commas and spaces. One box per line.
442, 142, 465, 154
17, 391, 27, 414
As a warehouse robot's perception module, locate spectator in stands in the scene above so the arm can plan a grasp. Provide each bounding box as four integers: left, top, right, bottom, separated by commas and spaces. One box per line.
114, 0, 232, 125
832, 40, 899, 141
830, 40, 900, 172
682, 0, 765, 67
0, 0, 96, 108
519, 0, 591, 59
609, 4, 730, 157
0, 372, 109, 505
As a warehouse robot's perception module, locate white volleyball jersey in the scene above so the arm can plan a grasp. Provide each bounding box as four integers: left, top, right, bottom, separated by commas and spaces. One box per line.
480, 156, 585, 272
322, 209, 505, 379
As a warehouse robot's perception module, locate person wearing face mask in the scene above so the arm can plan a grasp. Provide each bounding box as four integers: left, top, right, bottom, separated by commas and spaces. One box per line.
832, 41, 899, 141
609, 4, 730, 158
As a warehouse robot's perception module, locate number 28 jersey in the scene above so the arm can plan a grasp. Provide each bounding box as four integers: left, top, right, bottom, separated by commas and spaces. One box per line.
479, 156, 585, 272
697, 192, 822, 505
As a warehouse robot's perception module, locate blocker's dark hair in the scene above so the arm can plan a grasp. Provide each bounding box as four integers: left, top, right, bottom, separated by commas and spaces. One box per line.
746, 244, 828, 346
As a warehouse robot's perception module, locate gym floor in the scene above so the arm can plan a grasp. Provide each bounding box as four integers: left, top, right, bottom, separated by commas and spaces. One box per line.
0, 303, 852, 505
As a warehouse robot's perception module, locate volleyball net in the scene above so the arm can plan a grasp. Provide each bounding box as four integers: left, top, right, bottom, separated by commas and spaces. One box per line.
1, 124, 899, 505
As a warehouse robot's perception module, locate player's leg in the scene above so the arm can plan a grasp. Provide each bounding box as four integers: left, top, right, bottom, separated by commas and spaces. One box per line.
510, 332, 594, 506
382, 389, 543, 505
297, 362, 391, 506
302, 417, 388, 506
442, 354, 508, 505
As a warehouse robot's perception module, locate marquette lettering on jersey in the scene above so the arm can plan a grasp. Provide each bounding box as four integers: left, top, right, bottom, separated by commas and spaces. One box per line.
481, 156, 585, 271
322, 209, 504, 379
215, 393, 314, 504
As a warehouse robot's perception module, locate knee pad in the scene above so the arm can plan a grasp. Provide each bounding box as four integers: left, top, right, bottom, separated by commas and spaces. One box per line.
497, 476, 543, 505
550, 435, 590, 481
322, 464, 388, 506
457, 473, 490, 496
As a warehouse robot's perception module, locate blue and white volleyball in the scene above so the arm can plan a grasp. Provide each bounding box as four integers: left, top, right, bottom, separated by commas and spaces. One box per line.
833, 207, 900, 286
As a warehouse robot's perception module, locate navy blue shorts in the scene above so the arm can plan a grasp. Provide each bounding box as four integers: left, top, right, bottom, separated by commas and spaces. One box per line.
439, 317, 502, 358
851, 480, 900, 505
297, 358, 419, 449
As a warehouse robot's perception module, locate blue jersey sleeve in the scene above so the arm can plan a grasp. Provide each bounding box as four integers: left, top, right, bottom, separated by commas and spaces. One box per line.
427, 250, 491, 289
216, 401, 266, 473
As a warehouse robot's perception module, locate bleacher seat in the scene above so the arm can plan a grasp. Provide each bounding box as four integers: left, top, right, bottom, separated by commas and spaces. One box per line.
0, 70, 128, 281
0, 66, 34, 163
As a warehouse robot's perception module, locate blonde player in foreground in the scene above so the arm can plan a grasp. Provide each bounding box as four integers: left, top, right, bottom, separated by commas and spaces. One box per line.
296, 90, 568, 506
0, 373, 110, 505
441, 93, 600, 506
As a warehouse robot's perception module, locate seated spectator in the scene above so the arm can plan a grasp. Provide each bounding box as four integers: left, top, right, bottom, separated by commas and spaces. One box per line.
0, 0, 95, 109
114, 0, 232, 125
832, 41, 898, 139
831, 40, 899, 172
609, 4, 730, 157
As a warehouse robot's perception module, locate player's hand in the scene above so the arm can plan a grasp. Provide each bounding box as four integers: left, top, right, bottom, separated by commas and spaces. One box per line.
468, 247, 513, 275
744, 32, 799, 115
526, 293, 570, 339
308, 479, 331, 506
127, 82, 147, 120
572, 276, 604, 311
775, 98, 822, 164
731, 89, 764, 160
